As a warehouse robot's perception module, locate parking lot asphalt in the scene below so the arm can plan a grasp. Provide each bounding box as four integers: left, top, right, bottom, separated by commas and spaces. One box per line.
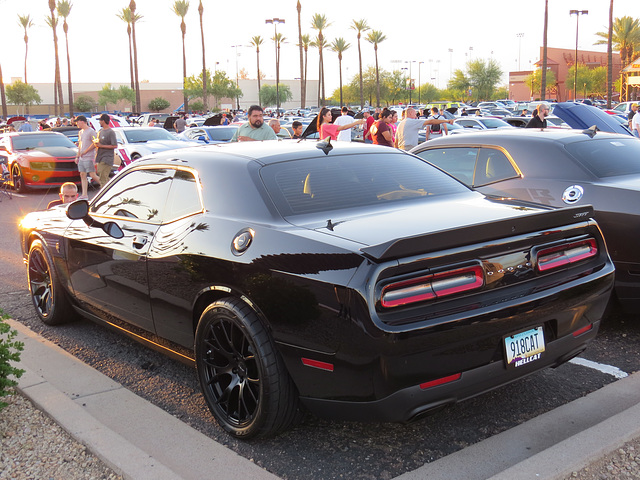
8, 317, 640, 480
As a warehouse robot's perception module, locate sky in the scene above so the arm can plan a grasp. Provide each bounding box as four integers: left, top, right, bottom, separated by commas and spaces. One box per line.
0, 0, 637, 96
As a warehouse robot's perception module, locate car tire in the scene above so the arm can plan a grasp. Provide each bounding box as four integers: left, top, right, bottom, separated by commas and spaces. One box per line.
11, 164, 26, 193
195, 297, 302, 439
27, 240, 75, 326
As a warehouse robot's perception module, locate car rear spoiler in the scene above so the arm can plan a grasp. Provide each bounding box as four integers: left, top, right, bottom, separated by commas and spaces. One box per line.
360, 204, 595, 262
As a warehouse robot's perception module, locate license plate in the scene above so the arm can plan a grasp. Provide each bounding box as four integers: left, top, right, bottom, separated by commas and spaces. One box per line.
504, 326, 545, 368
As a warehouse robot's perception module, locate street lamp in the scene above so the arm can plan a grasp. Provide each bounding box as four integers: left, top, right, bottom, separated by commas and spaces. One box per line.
418, 61, 424, 104
265, 17, 285, 117
401, 67, 408, 104
448, 48, 453, 80
570, 9, 588, 101
516, 33, 524, 71
231, 45, 241, 110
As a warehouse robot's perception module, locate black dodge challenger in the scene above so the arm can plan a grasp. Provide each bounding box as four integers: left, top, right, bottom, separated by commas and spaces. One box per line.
20, 141, 614, 438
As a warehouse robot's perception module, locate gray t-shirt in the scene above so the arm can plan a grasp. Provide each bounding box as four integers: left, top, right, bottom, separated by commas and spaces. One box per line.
96, 128, 117, 166
175, 118, 187, 133
78, 127, 97, 162
395, 118, 425, 150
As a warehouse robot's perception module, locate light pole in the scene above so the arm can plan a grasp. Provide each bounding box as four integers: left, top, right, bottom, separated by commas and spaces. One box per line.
265, 17, 285, 117
448, 48, 453, 80
418, 61, 424, 104
570, 9, 588, 101
516, 33, 524, 70
401, 67, 408, 104
231, 45, 241, 110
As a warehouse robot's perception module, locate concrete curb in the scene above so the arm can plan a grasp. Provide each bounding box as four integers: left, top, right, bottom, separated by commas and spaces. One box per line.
8, 319, 280, 480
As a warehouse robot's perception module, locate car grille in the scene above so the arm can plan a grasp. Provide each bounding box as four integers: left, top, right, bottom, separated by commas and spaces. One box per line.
29, 159, 77, 171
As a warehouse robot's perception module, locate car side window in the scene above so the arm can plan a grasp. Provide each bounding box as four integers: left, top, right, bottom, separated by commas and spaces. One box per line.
415, 147, 478, 187
164, 169, 202, 222
474, 148, 519, 186
457, 120, 477, 129
91, 168, 173, 224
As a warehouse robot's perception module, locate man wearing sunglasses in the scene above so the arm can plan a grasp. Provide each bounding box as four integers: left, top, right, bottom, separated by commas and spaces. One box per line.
526, 103, 550, 129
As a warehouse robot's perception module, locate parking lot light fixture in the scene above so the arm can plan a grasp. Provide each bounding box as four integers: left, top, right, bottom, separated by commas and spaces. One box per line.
570, 9, 588, 101
266, 18, 285, 117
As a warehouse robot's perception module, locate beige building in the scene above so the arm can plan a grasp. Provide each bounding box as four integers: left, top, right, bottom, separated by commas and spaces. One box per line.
3, 78, 319, 117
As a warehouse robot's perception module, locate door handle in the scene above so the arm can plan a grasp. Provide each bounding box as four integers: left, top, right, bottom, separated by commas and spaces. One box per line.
132, 236, 148, 249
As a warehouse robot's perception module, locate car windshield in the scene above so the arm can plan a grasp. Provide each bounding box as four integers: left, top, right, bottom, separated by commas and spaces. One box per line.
206, 127, 237, 141
479, 118, 511, 128
260, 151, 470, 216
565, 138, 640, 178
123, 128, 175, 143
12, 133, 76, 150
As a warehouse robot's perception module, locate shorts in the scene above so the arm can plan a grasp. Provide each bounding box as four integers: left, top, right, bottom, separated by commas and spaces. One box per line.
96, 162, 112, 187
77, 158, 95, 173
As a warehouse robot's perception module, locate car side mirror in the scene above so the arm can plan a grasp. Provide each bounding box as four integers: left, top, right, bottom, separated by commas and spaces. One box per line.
196, 135, 209, 143
103, 221, 124, 239
66, 199, 89, 219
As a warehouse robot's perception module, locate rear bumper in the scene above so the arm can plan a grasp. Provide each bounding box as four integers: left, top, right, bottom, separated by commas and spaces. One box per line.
301, 320, 599, 422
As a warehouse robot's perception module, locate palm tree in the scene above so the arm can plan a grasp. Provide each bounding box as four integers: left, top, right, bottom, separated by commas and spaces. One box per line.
18, 14, 34, 84
250, 36, 264, 104
0, 62, 7, 120
595, 16, 640, 101
296, 1, 304, 108
130, 0, 141, 113
57, 1, 74, 117
311, 35, 328, 107
47, 0, 64, 116
366, 30, 386, 108
351, 19, 369, 110
300, 34, 311, 106
331, 38, 350, 107
540, 0, 548, 100
172, 0, 190, 113
311, 13, 331, 105
198, 1, 207, 112
116, 7, 139, 110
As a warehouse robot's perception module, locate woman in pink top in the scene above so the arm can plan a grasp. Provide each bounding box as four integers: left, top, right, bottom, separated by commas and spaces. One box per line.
317, 107, 365, 141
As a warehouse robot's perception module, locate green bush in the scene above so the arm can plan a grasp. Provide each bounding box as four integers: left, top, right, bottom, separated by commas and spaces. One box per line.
0, 309, 24, 410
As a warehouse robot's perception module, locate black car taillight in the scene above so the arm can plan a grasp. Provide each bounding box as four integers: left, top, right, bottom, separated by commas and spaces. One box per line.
536, 238, 597, 272
381, 265, 484, 308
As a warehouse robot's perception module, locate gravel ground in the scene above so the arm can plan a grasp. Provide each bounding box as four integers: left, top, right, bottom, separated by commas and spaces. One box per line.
0, 390, 122, 480
563, 439, 640, 479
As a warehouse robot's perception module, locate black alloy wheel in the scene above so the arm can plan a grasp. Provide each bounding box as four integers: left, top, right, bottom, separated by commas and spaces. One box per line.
11, 164, 25, 193
195, 298, 301, 439
27, 240, 73, 326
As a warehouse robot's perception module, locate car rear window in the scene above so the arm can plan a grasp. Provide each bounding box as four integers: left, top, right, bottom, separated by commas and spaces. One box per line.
565, 138, 640, 178
260, 151, 470, 216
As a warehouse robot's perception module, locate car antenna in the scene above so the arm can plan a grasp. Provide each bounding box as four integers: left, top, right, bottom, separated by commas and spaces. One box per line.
582, 125, 598, 138
316, 138, 333, 155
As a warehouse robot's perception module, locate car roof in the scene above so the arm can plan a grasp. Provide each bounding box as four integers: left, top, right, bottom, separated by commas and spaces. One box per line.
414, 127, 630, 150
134, 139, 396, 169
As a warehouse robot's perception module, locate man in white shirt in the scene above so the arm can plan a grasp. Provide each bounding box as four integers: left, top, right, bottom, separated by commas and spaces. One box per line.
334, 107, 354, 142
631, 103, 640, 138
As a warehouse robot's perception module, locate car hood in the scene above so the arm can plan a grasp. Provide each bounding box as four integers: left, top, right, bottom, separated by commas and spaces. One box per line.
19, 146, 77, 158
552, 102, 633, 136
289, 194, 592, 260
131, 140, 196, 152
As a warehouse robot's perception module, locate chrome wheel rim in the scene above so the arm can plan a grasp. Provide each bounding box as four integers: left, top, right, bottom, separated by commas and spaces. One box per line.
29, 249, 53, 318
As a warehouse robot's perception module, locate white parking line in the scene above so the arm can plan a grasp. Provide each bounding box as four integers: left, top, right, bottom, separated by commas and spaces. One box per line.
569, 357, 629, 379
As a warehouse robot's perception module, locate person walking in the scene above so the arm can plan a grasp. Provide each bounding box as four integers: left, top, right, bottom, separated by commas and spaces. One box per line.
74, 115, 101, 200
93, 114, 117, 189
174, 114, 187, 133
363, 110, 374, 143
394, 107, 453, 151
629, 103, 638, 137
631, 104, 640, 138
